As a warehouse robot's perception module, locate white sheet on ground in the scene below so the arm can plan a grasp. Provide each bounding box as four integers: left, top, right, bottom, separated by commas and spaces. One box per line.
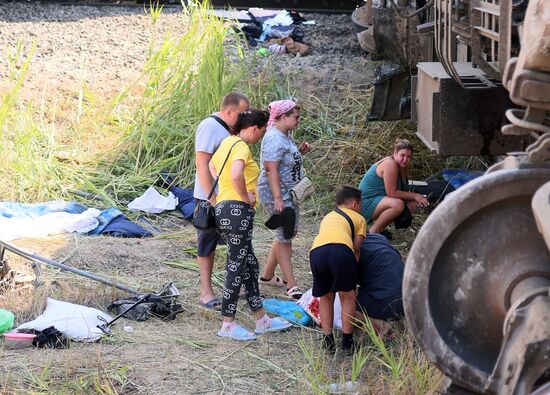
127, 186, 178, 214
0, 208, 101, 241
17, 298, 112, 342
297, 288, 342, 330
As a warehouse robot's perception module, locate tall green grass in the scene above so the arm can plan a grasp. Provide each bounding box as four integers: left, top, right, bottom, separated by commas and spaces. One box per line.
0, 1, 459, 206
83, 1, 247, 202
0, 43, 80, 202
0, 2, 249, 204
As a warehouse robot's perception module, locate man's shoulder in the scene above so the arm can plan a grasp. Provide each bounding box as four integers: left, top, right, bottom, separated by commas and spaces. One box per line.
196, 116, 229, 142
197, 116, 223, 131
362, 234, 401, 257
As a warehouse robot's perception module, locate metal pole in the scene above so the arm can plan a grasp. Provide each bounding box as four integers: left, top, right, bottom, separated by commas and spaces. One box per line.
0, 239, 140, 295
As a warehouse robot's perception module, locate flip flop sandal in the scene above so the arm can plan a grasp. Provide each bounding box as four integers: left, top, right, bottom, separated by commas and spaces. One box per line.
286, 286, 303, 300
259, 275, 288, 288
217, 324, 257, 341
200, 297, 222, 311
254, 317, 292, 334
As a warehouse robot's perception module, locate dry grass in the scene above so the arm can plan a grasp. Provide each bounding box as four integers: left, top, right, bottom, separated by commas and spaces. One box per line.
0, 83, 447, 395
0, 4, 456, 394
0, 204, 444, 394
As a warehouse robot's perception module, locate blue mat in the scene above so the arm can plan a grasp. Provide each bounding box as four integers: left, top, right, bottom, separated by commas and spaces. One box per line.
262, 298, 312, 326
441, 169, 483, 189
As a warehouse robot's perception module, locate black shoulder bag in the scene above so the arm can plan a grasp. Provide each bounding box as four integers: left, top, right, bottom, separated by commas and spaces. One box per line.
193, 140, 242, 232
394, 172, 413, 229
335, 208, 355, 242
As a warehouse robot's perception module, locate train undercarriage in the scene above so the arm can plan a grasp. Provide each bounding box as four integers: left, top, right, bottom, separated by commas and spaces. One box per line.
355, 1, 550, 393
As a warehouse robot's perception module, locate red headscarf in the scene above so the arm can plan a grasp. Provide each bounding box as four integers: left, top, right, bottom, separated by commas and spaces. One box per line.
268, 99, 298, 127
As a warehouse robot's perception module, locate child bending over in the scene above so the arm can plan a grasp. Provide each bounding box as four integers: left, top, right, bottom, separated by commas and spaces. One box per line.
309, 186, 367, 352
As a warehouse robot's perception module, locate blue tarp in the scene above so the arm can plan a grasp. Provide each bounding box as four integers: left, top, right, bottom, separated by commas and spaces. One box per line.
0, 201, 87, 219
0, 201, 151, 238
441, 169, 483, 189
262, 298, 312, 326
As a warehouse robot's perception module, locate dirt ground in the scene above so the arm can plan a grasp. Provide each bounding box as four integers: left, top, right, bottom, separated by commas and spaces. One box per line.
0, 4, 426, 394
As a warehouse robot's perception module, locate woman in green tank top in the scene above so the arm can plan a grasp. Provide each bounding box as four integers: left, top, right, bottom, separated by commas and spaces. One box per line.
358, 139, 429, 237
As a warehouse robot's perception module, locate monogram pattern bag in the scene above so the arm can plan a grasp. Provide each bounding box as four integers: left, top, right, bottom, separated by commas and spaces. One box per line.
193, 140, 242, 232
289, 174, 314, 205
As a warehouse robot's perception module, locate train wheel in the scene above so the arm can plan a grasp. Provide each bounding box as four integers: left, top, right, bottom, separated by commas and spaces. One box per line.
403, 168, 550, 393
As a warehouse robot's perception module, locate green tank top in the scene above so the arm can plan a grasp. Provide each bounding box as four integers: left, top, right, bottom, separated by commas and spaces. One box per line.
358, 161, 405, 221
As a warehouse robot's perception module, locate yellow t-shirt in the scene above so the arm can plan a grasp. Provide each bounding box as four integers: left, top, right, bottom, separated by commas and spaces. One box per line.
211, 135, 259, 205
311, 208, 367, 252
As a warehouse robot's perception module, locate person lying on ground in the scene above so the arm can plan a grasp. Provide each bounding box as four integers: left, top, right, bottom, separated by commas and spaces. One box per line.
257, 99, 311, 300
209, 109, 291, 341
310, 186, 366, 353
356, 233, 404, 327
193, 92, 250, 311
358, 138, 429, 240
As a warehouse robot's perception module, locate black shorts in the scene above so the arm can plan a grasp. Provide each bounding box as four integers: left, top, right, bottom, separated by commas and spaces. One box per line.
310, 243, 357, 297
197, 228, 223, 257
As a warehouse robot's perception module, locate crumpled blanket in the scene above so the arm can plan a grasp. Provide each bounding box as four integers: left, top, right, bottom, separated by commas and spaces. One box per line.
0, 201, 87, 219
0, 201, 151, 240
0, 208, 101, 241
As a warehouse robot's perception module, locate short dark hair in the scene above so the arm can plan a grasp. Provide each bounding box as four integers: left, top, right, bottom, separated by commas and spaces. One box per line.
230, 109, 269, 135
336, 186, 361, 205
393, 138, 413, 153
220, 92, 249, 110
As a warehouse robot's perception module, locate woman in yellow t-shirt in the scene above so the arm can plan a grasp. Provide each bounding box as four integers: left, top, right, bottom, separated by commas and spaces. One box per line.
209, 109, 292, 341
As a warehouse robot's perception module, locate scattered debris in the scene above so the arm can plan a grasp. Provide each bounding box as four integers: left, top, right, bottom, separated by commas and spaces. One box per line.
107, 293, 184, 322
233, 6, 311, 55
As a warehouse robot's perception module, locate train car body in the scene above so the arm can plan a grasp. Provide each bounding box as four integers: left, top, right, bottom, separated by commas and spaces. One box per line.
356, 0, 536, 156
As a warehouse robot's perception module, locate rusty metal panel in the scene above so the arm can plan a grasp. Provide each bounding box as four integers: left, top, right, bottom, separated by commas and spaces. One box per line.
368, 64, 411, 121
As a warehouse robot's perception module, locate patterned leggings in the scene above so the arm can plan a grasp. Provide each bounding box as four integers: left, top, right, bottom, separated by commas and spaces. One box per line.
215, 200, 263, 317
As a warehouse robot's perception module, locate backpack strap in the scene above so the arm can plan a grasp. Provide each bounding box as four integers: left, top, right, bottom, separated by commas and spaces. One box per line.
335, 208, 355, 242
209, 114, 230, 132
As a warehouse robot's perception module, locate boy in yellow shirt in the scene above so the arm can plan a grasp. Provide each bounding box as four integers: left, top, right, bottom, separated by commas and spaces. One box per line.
310, 186, 367, 352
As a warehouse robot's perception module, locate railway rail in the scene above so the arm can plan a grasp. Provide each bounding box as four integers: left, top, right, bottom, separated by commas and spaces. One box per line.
34, 0, 359, 12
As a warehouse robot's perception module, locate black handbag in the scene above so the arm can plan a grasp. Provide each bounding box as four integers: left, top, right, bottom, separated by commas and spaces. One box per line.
394, 204, 413, 229
192, 139, 242, 232
193, 199, 216, 231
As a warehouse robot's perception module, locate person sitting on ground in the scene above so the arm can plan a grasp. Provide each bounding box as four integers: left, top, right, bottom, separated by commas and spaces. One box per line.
257, 99, 311, 300
356, 233, 404, 323
193, 92, 250, 310
310, 186, 367, 352
210, 109, 291, 341
358, 138, 429, 239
